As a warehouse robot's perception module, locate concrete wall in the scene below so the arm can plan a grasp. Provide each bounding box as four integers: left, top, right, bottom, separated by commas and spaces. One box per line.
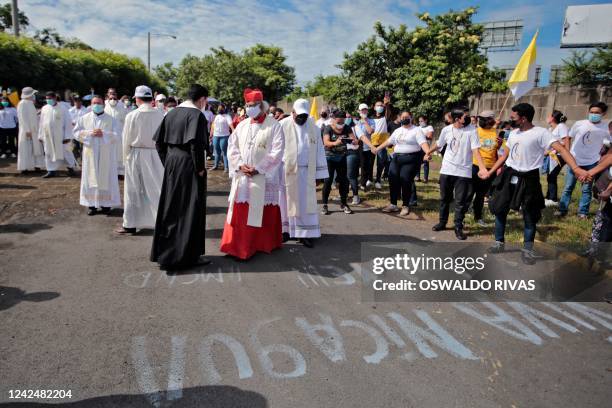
469, 85, 611, 127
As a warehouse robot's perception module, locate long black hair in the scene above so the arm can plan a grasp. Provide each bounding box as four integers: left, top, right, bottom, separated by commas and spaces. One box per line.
550, 110, 567, 124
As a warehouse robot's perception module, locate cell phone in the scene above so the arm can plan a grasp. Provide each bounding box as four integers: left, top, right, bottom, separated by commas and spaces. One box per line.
341, 137, 352, 144
384, 91, 391, 99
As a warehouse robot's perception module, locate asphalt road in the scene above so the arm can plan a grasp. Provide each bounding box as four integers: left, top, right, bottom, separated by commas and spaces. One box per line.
1, 164, 611, 408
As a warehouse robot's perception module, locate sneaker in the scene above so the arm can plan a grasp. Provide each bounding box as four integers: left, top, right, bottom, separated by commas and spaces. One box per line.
476, 219, 486, 227
488, 241, 505, 253
366, 180, 373, 188
41, 171, 55, 178
332, 182, 337, 190
321, 205, 330, 215
375, 182, 382, 189
454, 227, 468, 240
521, 248, 539, 265
210, 166, 219, 170
399, 206, 410, 216
432, 223, 446, 232
351, 196, 361, 205
0, 154, 6, 159
341, 204, 353, 214
544, 199, 558, 207
554, 210, 567, 217
10, 153, 16, 158
382, 204, 400, 213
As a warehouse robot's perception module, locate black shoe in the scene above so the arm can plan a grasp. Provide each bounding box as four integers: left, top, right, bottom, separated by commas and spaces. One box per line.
455, 227, 467, 240
321, 205, 330, 215
299, 238, 314, 248
67, 167, 76, 177
87, 207, 97, 216
282, 232, 291, 243
42, 171, 55, 178
99, 207, 111, 215
195, 256, 211, 266
432, 223, 446, 232
341, 204, 353, 214
115, 226, 137, 234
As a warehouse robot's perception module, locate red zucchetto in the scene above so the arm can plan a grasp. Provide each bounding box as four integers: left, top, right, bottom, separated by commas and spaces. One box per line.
243, 88, 263, 103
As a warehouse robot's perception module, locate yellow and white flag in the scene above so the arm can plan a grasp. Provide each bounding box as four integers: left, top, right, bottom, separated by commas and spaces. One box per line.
309, 97, 319, 121
508, 30, 538, 100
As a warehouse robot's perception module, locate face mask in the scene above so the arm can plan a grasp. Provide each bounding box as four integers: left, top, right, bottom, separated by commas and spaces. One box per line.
246, 105, 261, 118
335, 122, 344, 129
294, 114, 308, 126
589, 113, 602, 123
46, 99, 55, 106
123, 100, 130, 107
92, 104, 105, 114
400, 118, 412, 126
419, 122, 426, 127
167, 107, 175, 112
345, 118, 352, 126
359, 112, 367, 119
462, 116, 471, 127
108, 99, 118, 107
1, 101, 9, 107
375, 106, 384, 114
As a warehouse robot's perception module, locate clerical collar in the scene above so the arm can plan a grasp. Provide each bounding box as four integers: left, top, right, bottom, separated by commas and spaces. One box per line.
251, 113, 266, 124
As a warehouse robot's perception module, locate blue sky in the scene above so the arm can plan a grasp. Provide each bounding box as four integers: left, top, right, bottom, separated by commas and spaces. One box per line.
17, 0, 611, 87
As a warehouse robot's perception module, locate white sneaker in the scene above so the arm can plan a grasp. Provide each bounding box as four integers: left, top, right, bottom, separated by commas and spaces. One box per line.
10, 153, 16, 158
0, 154, 6, 159
366, 180, 373, 188
382, 204, 400, 213
352, 196, 361, 205
375, 182, 382, 189
544, 199, 558, 207
400, 206, 410, 216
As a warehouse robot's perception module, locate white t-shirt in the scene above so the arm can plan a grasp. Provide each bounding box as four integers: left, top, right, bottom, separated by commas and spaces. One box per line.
372, 117, 388, 134
420, 124, 434, 140
213, 114, 233, 136
568, 120, 610, 166
505, 126, 556, 172
388, 126, 427, 154
551, 123, 570, 142
437, 124, 481, 178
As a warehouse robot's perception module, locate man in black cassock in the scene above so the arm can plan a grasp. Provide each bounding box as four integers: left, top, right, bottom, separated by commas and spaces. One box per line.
150, 84, 210, 271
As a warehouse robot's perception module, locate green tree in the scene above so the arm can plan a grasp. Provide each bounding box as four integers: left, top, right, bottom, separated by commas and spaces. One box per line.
153, 62, 178, 94
561, 45, 612, 87
328, 8, 505, 119
175, 44, 296, 104
62, 38, 94, 51
0, 2, 29, 32
34, 27, 65, 47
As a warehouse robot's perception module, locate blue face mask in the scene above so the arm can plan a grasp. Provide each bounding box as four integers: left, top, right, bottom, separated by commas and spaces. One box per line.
589, 113, 602, 123
345, 118, 352, 126
46, 99, 55, 106
92, 104, 105, 114
1, 101, 9, 107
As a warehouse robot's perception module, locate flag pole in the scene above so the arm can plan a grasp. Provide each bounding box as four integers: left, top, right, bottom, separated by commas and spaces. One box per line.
497, 91, 512, 120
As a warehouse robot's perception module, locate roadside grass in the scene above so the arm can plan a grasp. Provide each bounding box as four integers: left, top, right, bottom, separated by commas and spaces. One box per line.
338, 156, 594, 250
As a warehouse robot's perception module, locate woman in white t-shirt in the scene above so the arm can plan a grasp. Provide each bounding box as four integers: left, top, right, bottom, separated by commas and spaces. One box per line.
374, 111, 431, 216
211, 104, 234, 171
545, 110, 569, 205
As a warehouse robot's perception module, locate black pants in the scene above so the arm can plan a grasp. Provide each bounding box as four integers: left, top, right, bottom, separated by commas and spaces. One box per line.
360, 150, 374, 187
389, 152, 422, 207
323, 155, 349, 205
0, 127, 18, 154
545, 156, 565, 202
470, 164, 495, 220
439, 174, 473, 228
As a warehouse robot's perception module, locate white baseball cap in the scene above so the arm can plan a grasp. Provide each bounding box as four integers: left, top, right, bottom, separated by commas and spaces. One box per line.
134, 85, 153, 98
358, 103, 369, 111
155, 93, 167, 101
21, 87, 38, 99
293, 98, 310, 115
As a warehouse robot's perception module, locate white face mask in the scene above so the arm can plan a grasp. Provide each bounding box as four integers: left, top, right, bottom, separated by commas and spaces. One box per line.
246, 105, 261, 118
359, 112, 367, 119
375, 106, 384, 114
108, 99, 118, 107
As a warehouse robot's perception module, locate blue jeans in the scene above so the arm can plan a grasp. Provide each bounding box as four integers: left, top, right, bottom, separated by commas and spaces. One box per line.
375, 148, 388, 183
212, 135, 229, 169
558, 162, 597, 215
346, 151, 360, 196
494, 209, 537, 249
419, 161, 429, 181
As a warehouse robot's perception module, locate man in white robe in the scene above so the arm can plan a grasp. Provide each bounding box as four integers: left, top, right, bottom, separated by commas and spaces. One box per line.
220, 88, 285, 260
105, 88, 127, 176
279, 99, 328, 247
38, 91, 76, 178
73, 95, 121, 215
115, 85, 165, 234
16, 87, 44, 172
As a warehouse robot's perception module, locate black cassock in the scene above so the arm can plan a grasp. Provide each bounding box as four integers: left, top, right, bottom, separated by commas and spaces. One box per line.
150, 106, 209, 268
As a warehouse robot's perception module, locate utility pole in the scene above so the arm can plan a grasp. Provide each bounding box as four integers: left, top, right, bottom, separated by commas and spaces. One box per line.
12, 0, 19, 37
147, 31, 151, 72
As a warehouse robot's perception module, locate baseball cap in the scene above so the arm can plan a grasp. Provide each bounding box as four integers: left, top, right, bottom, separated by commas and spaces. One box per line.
155, 93, 167, 101
134, 85, 153, 98
293, 98, 310, 115
478, 110, 496, 118
358, 103, 369, 111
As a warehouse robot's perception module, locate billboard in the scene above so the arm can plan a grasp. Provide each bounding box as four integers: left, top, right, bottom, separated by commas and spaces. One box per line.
561, 4, 612, 48
480, 20, 523, 52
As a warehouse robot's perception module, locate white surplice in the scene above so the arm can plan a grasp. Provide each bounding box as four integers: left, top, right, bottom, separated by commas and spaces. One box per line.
73, 112, 121, 208
38, 103, 76, 171
16, 99, 44, 170
105, 102, 127, 175
226, 115, 285, 227
279, 117, 328, 238
121, 103, 165, 229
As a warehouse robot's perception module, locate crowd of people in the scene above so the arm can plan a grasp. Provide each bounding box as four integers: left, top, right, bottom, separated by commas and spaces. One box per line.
1, 84, 610, 269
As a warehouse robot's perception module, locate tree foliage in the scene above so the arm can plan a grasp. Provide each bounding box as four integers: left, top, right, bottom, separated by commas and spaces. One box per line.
0, 2, 28, 32
175, 44, 296, 104
153, 62, 178, 95
0, 32, 166, 96
561, 45, 612, 87
326, 8, 505, 119
286, 74, 342, 102
33, 27, 65, 47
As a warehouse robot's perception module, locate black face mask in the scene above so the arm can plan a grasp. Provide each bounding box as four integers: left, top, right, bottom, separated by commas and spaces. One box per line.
462, 116, 471, 127
218, 109, 225, 114
509, 119, 520, 128
321, 112, 328, 119
400, 118, 412, 126
295, 114, 308, 126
